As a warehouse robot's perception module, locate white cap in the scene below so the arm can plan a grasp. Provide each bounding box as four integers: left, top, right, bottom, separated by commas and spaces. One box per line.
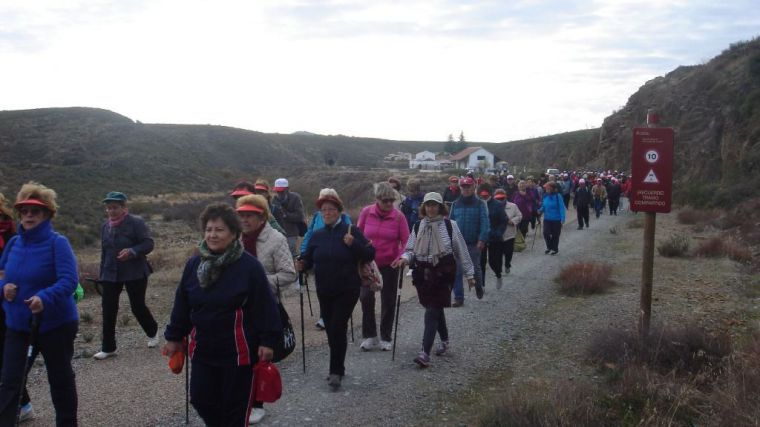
507, 174, 514, 179
273, 178, 289, 191
422, 192, 443, 205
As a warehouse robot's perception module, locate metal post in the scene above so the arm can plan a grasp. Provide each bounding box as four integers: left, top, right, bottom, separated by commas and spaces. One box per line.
639, 212, 656, 339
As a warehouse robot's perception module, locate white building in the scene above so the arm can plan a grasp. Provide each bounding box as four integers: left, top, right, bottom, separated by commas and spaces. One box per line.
449, 147, 495, 171
409, 150, 440, 169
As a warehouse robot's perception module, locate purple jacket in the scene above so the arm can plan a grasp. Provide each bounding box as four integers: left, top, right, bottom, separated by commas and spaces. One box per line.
511, 191, 534, 219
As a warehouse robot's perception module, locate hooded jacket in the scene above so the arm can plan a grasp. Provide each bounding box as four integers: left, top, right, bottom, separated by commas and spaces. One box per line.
357, 204, 409, 268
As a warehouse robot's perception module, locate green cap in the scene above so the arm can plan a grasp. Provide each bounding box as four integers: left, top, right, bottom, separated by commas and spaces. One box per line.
102, 191, 128, 203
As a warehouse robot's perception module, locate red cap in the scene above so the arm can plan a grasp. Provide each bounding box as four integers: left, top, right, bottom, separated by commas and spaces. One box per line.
479, 190, 490, 197
459, 177, 475, 186
236, 204, 264, 214
229, 189, 253, 197
494, 193, 507, 200
14, 199, 48, 210
254, 361, 282, 403
254, 184, 269, 191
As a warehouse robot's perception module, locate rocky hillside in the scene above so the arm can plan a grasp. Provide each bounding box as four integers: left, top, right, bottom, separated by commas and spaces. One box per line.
596, 38, 760, 206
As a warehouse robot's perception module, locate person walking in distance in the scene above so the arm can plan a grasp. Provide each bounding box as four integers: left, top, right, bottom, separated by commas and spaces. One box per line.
271, 178, 305, 257
591, 178, 607, 219
538, 182, 566, 255
357, 182, 409, 352
494, 189, 522, 284
94, 191, 159, 360
442, 176, 461, 208
511, 181, 534, 239
573, 179, 592, 229
449, 177, 489, 306
393, 192, 474, 367
477, 183, 506, 286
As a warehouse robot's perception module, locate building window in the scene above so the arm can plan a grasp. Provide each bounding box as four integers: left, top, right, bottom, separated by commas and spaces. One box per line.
477, 155, 485, 160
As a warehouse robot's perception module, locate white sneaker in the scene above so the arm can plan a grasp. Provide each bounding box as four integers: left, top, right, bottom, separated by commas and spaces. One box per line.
19, 402, 34, 422
93, 350, 117, 360
249, 407, 266, 424
379, 340, 392, 351
147, 336, 160, 348
315, 318, 325, 330
360, 337, 379, 351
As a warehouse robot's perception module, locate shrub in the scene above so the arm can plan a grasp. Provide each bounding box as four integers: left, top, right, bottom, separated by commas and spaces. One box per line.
677, 208, 713, 225
695, 236, 724, 257
657, 234, 690, 257
724, 240, 753, 263
555, 263, 613, 296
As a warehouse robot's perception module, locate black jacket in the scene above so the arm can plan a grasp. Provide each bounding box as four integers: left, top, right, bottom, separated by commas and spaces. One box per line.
100, 214, 154, 282
574, 187, 592, 207
302, 220, 375, 296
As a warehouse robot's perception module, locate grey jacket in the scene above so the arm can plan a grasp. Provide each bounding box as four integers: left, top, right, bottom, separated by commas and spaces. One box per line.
272, 191, 305, 238
99, 214, 154, 283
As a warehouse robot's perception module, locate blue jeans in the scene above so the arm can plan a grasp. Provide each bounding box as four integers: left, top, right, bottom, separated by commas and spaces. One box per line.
453, 243, 482, 301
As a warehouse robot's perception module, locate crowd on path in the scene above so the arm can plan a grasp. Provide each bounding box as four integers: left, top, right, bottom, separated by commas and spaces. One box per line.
0, 168, 631, 426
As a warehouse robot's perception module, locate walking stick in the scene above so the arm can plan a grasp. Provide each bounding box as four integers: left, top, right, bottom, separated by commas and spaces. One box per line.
391, 266, 404, 361
349, 313, 354, 343
303, 272, 314, 317
299, 273, 306, 373
16, 313, 41, 427
531, 217, 541, 251
185, 335, 189, 425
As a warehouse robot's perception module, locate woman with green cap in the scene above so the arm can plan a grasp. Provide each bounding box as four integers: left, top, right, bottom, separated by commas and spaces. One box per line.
94, 191, 158, 360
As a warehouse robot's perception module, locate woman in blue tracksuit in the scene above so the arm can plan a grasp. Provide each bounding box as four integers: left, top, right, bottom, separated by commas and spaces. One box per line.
163, 203, 282, 426
538, 182, 566, 255
0, 182, 79, 426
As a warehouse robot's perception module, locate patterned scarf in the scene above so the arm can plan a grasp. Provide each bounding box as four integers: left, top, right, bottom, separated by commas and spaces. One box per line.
414, 215, 447, 266
196, 239, 244, 290
108, 209, 129, 228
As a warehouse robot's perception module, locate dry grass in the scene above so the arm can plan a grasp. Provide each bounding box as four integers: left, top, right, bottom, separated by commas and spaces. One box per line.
677, 208, 714, 225
627, 218, 644, 229
657, 234, 690, 257
724, 240, 753, 263
694, 236, 753, 264
695, 236, 725, 258
555, 263, 613, 296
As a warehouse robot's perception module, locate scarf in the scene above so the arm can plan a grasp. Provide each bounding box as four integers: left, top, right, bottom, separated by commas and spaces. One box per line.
414, 216, 447, 266
108, 209, 129, 228
241, 223, 265, 257
196, 239, 244, 290
0, 220, 14, 235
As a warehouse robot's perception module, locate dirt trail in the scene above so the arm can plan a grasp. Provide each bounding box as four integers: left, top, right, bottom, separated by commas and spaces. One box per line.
24, 206, 717, 426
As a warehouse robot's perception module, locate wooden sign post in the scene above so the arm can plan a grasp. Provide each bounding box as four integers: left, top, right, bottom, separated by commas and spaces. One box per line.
630, 109, 674, 340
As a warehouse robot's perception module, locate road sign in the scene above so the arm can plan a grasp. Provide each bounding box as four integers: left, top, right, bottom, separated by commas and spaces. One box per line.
630, 127, 674, 213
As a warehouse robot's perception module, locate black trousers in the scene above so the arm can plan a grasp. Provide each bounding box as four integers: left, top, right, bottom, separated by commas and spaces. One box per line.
101, 278, 158, 352
543, 220, 562, 252
609, 197, 620, 215
0, 309, 30, 408
0, 322, 78, 427
518, 219, 530, 238
422, 307, 448, 355
562, 194, 570, 209
318, 288, 360, 376
190, 360, 253, 427
360, 266, 400, 342
502, 238, 515, 270
577, 206, 590, 228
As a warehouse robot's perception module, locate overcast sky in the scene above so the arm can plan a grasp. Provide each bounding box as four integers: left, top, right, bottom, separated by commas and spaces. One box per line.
1, 1, 758, 142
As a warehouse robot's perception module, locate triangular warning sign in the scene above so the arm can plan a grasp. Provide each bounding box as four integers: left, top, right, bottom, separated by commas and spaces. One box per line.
643, 169, 659, 184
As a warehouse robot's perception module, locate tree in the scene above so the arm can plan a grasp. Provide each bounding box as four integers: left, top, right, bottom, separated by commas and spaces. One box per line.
456, 130, 467, 152
444, 133, 456, 154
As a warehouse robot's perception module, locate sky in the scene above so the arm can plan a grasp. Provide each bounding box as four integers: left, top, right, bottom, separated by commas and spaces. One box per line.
1, 1, 759, 143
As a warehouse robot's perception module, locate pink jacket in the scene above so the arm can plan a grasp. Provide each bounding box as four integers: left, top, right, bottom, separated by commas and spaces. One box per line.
357, 204, 409, 268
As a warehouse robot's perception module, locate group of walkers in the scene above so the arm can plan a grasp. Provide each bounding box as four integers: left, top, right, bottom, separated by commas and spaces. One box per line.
0, 169, 629, 426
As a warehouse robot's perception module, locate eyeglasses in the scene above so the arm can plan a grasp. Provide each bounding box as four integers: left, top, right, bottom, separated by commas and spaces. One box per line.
320, 207, 339, 213
379, 198, 395, 204
19, 207, 43, 216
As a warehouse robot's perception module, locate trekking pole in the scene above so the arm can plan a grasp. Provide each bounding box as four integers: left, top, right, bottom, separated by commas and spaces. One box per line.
349, 313, 354, 343
391, 266, 404, 361
185, 335, 189, 425
303, 272, 313, 317
16, 313, 41, 427
299, 273, 306, 374
531, 218, 541, 251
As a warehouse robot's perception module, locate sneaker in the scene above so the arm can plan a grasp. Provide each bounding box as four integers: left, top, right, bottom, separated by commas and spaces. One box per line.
379, 340, 392, 351
413, 351, 430, 367
147, 335, 160, 348
452, 299, 464, 307
550, 250, 559, 255
93, 350, 117, 360
360, 337, 379, 351
328, 374, 342, 390
496, 277, 503, 290
434, 341, 449, 356
545, 249, 551, 254
249, 408, 266, 424
505, 268, 510, 274
475, 283, 484, 299
315, 318, 325, 330
19, 402, 33, 422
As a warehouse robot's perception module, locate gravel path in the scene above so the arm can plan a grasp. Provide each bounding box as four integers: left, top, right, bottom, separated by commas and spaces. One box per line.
24, 208, 629, 426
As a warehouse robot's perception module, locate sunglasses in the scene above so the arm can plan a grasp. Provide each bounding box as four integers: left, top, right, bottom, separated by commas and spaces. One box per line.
19, 207, 44, 216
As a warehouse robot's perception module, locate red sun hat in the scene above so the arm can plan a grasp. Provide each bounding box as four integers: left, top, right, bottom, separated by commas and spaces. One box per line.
459, 177, 475, 186
236, 204, 264, 214
494, 193, 507, 200
13, 198, 48, 210
254, 361, 282, 403
479, 190, 490, 197
229, 189, 253, 197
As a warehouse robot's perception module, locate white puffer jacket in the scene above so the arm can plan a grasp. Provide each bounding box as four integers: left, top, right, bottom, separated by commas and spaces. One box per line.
256, 222, 297, 300
502, 201, 523, 241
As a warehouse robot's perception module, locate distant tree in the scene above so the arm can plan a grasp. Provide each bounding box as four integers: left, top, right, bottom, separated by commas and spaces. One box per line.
455, 131, 467, 152
444, 133, 456, 153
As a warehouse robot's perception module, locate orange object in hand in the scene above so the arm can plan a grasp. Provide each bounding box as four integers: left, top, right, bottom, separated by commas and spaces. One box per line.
169, 350, 185, 374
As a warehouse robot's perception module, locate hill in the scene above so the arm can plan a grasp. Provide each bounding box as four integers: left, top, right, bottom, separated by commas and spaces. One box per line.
486, 129, 601, 171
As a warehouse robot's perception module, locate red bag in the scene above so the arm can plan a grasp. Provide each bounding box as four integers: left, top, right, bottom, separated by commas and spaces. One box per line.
163, 338, 187, 374
254, 361, 282, 403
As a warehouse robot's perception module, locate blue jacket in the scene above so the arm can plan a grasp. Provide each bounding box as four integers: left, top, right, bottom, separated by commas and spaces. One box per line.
301, 220, 375, 296
540, 193, 566, 222
300, 211, 352, 256
450, 195, 490, 244
164, 252, 282, 367
486, 198, 507, 242
0, 220, 79, 333
400, 192, 425, 231
100, 214, 154, 283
